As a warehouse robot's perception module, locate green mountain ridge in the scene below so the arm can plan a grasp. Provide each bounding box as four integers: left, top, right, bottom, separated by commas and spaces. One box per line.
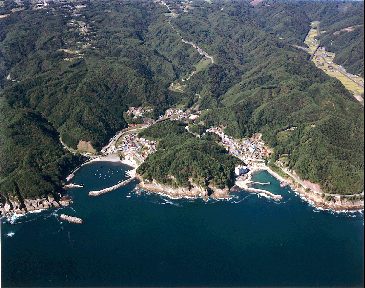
0, 0, 363, 204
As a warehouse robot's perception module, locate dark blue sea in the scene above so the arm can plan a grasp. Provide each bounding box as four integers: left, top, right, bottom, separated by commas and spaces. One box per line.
1, 161, 364, 287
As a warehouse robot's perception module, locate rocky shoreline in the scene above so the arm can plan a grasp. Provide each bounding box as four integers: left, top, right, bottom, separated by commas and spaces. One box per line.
0, 195, 72, 218
2, 154, 362, 219
293, 187, 363, 212
0, 154, 127, 219
263, 166, 364, 212
136, 175, 231, 200
136, 168, 363, 212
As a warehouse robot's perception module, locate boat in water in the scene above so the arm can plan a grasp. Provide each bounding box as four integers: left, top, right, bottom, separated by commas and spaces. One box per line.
280, 181, 289, 188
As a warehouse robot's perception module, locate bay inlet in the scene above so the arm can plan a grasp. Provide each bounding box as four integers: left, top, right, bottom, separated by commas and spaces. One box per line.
1, 161, 364, 287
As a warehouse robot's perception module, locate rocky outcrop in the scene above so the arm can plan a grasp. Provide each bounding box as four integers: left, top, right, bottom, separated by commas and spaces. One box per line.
137, 176, 231, 200
60, 214, 83, 224
294, 188, 364, 212
208, 185, 231, 199
0, 195, 72, 217
138, 180, 207, 199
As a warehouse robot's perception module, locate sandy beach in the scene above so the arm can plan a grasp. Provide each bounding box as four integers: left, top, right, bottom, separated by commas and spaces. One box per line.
120, 157, 138, 168
66, 154, 126, 182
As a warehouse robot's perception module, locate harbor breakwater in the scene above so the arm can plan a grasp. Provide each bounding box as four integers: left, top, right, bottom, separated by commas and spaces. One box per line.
89, 176, 135, 197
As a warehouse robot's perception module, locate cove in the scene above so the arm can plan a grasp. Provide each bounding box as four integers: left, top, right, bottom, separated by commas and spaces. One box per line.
1, 161, 364, 287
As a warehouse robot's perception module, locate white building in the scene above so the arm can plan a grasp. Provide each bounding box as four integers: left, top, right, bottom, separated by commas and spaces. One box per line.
235, 165, 249, 176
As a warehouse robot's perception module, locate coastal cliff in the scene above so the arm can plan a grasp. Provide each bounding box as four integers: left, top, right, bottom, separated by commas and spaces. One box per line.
292, 186, 364, 212
264, 166, 364, 212
136, 175, 231, 200
136, 170, 364, 210
0, 195, 71, 217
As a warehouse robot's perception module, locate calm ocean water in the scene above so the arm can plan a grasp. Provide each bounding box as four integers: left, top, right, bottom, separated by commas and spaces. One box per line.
1, 161, 364, 287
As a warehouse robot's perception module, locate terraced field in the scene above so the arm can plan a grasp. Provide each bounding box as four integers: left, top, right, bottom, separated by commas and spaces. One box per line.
305, 21, 364, 103
304, 21, 320, 54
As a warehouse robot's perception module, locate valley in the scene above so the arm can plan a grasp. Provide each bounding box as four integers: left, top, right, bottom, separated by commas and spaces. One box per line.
0, 0, 364, 215
0, 1, 364, 287
304, 21, 364, 104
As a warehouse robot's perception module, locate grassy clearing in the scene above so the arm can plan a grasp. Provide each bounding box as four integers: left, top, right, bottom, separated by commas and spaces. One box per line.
305, 21, 364, 97
276, 130, 291, 142
311, 21, 320, 28
304, 27, 319, 54
77, 140, 97, 154
169, 82, 185, 93
268, 162, 290, 179
194, 58, 212, 73
313, 55, 364, 95
278, 155, 290, 166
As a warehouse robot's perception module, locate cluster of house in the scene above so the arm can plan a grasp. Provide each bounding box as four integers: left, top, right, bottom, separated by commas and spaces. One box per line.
34, 0, 95, 61
160, 108, 201, 122
283, 126, 297, 132
154, 0, 194, 16
126, 107, 153, 119
235, 165, 250, 176
115, 132, 157, 165
154, 0, 176, 17
206, 127, 271, 165
180, 0, 194, 13
313, 47, 336, 71
29, 0, 85, 11
44, 1, 83, 10
30, 0, 48, 10
314, 48, 364, 88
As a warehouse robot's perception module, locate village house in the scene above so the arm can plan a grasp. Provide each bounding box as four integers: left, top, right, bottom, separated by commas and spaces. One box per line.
235, 165, 249, 176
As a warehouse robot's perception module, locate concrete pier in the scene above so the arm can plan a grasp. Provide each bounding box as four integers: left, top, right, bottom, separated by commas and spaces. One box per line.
89, 177, 135, 197
244, 187, 282, 201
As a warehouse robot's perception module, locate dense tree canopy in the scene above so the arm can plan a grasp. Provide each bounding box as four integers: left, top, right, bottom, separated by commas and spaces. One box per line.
137, 121, 239, 189
0, 0, 363, 201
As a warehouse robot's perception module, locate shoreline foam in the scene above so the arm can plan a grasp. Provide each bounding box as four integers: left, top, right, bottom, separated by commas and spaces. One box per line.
136, 165, 363, 213
234, 168, 282, 201
258, 166, 363, 212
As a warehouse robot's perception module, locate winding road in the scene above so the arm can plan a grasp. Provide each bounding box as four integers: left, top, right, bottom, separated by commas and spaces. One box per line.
156, 0, 214, 87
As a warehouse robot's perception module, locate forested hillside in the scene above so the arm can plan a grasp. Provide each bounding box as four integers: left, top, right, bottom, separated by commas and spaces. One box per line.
254, 0, 364, 76
0, 100, 83, 205
0, 0, 363, 203
137, 121, 239, 189
318, 8, 364, 77
171, 0, 364, 195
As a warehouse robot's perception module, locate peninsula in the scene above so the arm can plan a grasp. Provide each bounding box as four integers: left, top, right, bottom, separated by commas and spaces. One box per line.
0, 0, 363, 216
100, 108, 362, 210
